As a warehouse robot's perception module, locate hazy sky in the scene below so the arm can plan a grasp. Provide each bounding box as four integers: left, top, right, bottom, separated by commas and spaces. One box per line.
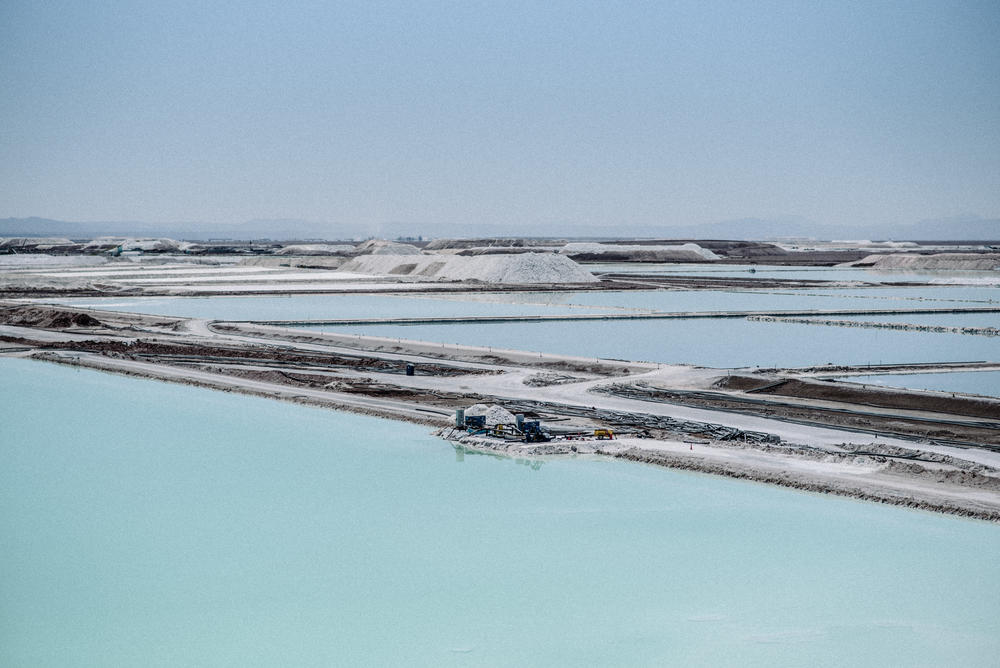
2, 1, 998, 230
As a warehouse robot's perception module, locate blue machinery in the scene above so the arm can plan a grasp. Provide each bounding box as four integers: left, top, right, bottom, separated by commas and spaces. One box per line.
456, 410, 552, 443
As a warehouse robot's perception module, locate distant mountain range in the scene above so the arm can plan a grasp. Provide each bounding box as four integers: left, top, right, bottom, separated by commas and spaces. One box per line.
1, 215, 997, 242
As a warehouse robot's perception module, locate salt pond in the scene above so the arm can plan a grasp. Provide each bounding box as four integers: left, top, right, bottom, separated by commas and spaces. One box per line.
319, 317, 1000, 368
426, 287, 1000, 311
2, 357, 998, 666
45, 284, 1000, 322
584, 262, 1000, 285
42, 290, 1000, 368
42, 294, 626, 321
832, 371, 1000, 399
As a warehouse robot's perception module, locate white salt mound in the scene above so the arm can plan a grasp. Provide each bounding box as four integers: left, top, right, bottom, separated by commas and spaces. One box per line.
275, 244, 356, 255
852, 253, 1000, 271
82, 237, 188, 252
0, 237, 75, 249
831, 240, 919, 248
560, 242, 720, 261
355, 239, 423, 255
339, 252, 597, 284
461, 404, 517, 426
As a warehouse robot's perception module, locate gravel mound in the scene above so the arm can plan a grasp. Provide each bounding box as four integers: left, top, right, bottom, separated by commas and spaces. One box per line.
340, 252, 597, 284
1, 305, 102, 328
522, 372, 584, 387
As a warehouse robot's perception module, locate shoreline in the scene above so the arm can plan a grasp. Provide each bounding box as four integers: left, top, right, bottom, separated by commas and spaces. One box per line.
27, 351, 1000, 522
3, 297, 998, 523
443, 431, 1000, 522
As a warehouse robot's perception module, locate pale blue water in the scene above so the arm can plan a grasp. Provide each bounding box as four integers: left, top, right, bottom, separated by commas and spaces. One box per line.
585, 262, 1000, 285
319, 318, 1000, 368
585, 262, 883, 281
47, 286, 999, 323
833, 371, 1000, 398
2, 357, 998, 666
43, 294, 625, 320
457, 287, 999, 312
823, 286, 1000, 304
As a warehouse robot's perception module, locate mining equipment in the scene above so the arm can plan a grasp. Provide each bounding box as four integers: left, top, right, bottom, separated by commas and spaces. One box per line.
456, 410, 551, 443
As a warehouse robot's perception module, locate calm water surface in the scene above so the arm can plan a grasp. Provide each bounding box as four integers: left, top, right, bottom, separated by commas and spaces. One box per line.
446, 287, 1000, 311
0, 360, 1000, 667
47, 284, 999, 322
319, 318, 1000, 368
44, 294, 625, 320
832, 371, 1000, 398
2, 358, 998, 666
585, 262, 1000, 284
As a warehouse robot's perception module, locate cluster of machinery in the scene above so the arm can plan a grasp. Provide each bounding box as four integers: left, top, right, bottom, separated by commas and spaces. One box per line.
457, 410, 552, 443
455, 407, 617, 444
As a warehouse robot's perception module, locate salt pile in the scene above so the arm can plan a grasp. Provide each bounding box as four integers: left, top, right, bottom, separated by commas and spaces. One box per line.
831, 240, 919, 249
560, 242, 720, 261
82, 237, 191, 252
355, 239, 422, 255
852, 253, 1000, 271
0, 237, 75, 250
275, 244, 356, 255
339, 252, 597, 284
461, 404, 516, 426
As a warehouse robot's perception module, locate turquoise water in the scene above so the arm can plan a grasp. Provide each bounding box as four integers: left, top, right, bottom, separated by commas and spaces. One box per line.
833, 371, 1000, 398
2, 357, 998, 666
319, 318, 1000, 368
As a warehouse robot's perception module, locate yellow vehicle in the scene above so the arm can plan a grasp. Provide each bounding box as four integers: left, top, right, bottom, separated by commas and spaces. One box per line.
594, 428, 615, 440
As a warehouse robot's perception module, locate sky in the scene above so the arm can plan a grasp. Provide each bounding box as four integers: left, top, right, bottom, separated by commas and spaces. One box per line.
1, 0, 998, 232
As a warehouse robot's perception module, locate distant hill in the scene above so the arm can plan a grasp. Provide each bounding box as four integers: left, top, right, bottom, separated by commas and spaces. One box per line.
1, 215, 997, 242
0, 217, 367, 241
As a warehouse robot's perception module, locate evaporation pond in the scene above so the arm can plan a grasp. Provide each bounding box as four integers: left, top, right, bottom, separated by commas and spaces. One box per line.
42, 293, 625, 320
832, 371, 1000, 398
318, 317, 1000, 367
44, 285, 998, 322
586, 263, 1000, 285
2, 357, 998, 667
441, 287, 999, 312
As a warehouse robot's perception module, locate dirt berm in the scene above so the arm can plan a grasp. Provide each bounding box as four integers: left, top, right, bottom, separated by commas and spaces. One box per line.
0, 305, 102, 329
718, 375, 1000, 420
